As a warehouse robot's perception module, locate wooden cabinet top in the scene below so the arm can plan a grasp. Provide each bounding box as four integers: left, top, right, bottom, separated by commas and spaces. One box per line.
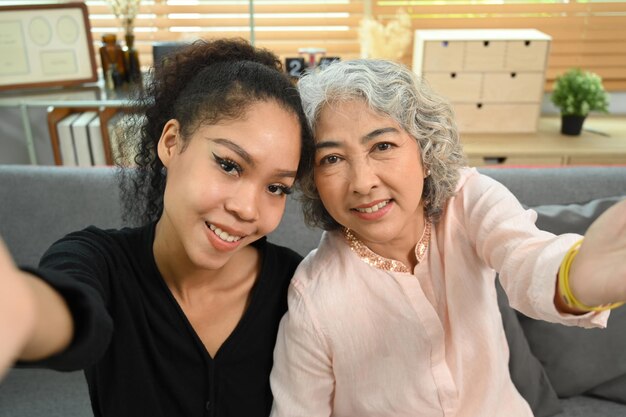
461, 116, 626, 157
414, 29, 551, 42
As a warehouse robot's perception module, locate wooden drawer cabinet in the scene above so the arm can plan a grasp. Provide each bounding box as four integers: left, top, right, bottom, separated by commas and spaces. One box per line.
465, 40, 507, 71
505, 40, 549, 71
482, 73, 544, 102
424, 72, 481, 101
413, 29, 551, 133
454, 103, 539, 133
422, 41, 464, 71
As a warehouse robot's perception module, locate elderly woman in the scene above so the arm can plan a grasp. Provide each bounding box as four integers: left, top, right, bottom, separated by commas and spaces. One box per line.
269, 59, 626, 417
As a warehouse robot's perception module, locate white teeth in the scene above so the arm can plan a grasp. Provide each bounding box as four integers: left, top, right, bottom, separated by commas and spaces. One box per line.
355, 200, 389, 213
208, 223, 242, 242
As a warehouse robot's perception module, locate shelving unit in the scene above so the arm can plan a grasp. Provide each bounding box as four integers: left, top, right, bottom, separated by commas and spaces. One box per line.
0, 83, 133, 165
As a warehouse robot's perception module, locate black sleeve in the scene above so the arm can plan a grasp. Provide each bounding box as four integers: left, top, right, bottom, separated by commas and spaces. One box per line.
18, 227, 116, 372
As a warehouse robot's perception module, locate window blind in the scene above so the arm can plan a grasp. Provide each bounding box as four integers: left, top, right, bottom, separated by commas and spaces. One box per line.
85, 0, 365, 71
8, 1, 624, 91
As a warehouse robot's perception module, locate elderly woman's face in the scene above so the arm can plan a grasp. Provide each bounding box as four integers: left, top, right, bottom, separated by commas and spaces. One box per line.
313, 99, 429, 259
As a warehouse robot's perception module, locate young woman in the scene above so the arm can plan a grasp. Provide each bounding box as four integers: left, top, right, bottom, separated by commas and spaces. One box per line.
270, 58, 626, 417
0, 38, 313, 417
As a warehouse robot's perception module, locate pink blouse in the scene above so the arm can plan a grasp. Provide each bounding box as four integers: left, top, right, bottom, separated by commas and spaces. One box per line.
270, 168, 608, 417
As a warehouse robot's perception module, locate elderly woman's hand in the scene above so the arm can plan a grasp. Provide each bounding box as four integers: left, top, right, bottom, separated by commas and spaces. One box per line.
0, 237, 37, 381
568, 198, 626, 309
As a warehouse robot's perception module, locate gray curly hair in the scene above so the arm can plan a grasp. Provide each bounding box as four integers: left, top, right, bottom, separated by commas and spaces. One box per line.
296, 58, 467, 230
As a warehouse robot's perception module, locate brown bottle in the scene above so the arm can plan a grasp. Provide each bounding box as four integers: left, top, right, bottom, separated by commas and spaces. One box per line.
100, 33, 127, 88
123, 33, 141, 84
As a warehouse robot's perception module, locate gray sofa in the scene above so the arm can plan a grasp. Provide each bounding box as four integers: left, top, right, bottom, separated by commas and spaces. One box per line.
0, 165, 625, 417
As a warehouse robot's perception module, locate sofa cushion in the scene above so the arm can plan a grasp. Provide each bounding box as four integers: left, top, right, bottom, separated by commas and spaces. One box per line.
588, 374, 626, 404
497, 282, 563, 416
518, 196, 626, 402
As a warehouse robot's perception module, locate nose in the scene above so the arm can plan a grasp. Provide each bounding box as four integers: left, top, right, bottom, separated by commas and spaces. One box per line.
349, 159, 379, 195
224, 182, 260, 222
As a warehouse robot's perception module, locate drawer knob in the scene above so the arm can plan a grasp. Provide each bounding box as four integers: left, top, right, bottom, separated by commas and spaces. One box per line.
483, 41, 490, 47
510, 72, 517, 78
476, 103, 483, 109
442, 41, 449, 47
484, 157, 508, 165
450, 72, 457, 78
525, 40, 531, 47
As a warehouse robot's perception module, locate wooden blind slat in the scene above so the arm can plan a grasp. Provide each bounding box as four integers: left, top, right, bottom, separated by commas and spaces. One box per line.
551, 41, 626, 55
550, 55, 626, 67
88, 2, 364, 15
407, 17, 589, 30
91, 16, 360, 28
547, 67, 626, 79
375, 3, 594, 15
546, 80, 626, 91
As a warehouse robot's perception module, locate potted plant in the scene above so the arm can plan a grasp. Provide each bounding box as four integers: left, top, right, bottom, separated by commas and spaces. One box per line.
550, 68, 609, 135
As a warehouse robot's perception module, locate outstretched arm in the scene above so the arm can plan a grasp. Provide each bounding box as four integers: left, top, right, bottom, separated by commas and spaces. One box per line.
559, 198, 626, 312
0, 237, 73, 380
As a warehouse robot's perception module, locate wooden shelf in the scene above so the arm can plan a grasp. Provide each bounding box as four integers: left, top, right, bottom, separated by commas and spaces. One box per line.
461, 116, 626, 166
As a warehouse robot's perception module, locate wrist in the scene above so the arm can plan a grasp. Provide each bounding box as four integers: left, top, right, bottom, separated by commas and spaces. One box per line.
559, 239, 625, 312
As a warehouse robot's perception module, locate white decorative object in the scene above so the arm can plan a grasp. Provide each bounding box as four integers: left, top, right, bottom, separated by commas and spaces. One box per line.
359, 10, 412, 60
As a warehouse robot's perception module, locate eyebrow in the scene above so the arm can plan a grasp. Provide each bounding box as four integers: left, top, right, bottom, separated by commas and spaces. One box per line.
211, 138, 254, 167
211, 137, 297, 178
315, 127, 399, 150
275, 169, 298, 179
363, 127, 399, 143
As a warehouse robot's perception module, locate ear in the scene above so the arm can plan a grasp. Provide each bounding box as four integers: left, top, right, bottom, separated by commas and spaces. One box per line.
157, 119, 181, 168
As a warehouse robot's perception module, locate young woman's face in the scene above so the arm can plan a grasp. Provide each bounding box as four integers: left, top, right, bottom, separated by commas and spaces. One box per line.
158, 100, 301, 270
314, 99, 428, 258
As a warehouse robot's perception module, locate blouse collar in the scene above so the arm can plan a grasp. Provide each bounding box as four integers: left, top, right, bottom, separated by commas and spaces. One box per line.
342, 220, 432, 273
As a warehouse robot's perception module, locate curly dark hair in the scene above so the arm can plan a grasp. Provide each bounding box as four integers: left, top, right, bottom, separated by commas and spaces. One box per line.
118, 38, 313, 225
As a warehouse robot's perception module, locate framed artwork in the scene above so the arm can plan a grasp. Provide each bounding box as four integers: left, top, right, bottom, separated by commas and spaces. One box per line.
0, 2, 97, 91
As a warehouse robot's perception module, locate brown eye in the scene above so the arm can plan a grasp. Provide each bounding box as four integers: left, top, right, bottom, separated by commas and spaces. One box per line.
267, 184, 293, 196
213, 152, 242, 176
321, 155, 340, 165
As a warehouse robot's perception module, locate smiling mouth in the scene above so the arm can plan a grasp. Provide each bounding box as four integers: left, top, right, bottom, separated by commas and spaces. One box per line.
206, 222, 243, 243
353, 200, 390, 214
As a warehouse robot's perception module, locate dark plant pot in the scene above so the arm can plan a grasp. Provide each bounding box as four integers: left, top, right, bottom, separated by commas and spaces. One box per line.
561, 114, 586, 136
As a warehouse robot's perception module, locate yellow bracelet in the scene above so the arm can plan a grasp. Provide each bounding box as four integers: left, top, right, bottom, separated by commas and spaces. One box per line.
558, 239, 625, 312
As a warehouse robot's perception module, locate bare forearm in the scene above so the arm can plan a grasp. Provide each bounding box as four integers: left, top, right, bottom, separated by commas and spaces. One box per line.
0, 269, 36, 379
19, 273, 74, 361
567, 255, 626, 309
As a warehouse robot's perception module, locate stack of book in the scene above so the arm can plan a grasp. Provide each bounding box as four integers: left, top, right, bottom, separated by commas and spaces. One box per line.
49, 109, 135, 167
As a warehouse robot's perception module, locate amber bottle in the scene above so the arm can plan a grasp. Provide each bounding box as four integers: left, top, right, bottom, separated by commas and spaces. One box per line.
100, 34, 127, 89
123, 33, 141, 84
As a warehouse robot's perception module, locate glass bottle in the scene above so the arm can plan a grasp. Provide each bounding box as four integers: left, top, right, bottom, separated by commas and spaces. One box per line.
99, 33, 127, 89
124, 33, 141, 84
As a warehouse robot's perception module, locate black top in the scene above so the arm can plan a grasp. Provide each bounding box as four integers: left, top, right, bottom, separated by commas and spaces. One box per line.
22, 223, 302, 417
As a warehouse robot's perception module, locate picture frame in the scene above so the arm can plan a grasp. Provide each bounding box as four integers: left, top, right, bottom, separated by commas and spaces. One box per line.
0, 2, 97, 91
